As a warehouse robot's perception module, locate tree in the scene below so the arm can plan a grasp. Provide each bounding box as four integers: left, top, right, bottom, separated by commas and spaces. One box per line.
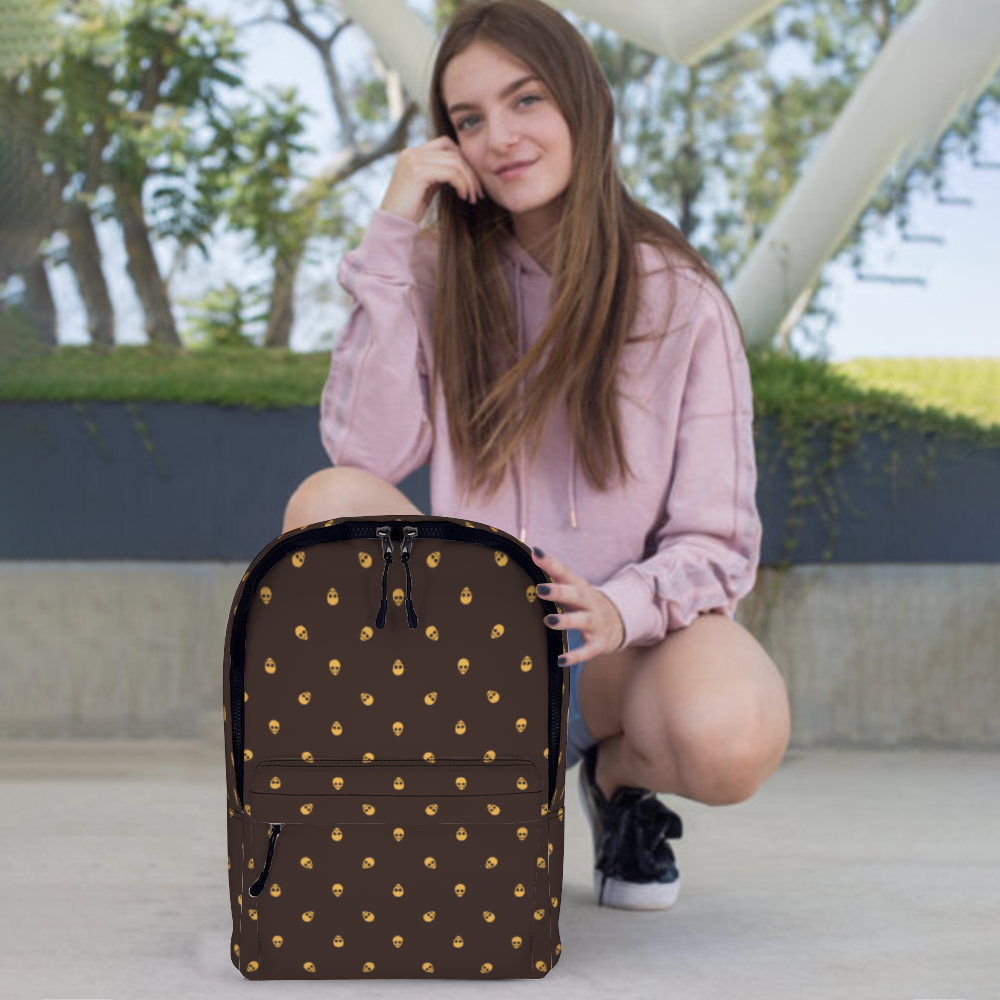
1, 0, 314, 349
573, 0, 1000, 356
234, 0, 421, 348
0, 0, 64, 350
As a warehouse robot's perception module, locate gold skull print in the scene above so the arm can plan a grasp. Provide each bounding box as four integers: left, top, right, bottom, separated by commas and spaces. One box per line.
228, 521, 567, 979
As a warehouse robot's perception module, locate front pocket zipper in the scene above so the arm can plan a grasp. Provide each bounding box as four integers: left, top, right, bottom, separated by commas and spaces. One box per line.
248, 823, 284, 897
245, 757, 546, 979
230, 520, 565, 813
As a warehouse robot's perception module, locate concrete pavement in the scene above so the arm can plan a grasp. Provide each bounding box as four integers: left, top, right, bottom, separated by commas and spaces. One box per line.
1, 739, 996, 999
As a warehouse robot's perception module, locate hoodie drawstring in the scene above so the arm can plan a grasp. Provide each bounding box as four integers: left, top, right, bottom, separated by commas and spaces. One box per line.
515, 271, 528, 544
568, 438, 578, 529
502, 234, 580, 539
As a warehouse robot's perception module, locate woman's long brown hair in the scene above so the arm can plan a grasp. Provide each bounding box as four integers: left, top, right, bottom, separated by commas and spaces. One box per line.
417, 0, 748, 506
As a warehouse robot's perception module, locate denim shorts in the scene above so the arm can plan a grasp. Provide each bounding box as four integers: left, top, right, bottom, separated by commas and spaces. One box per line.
564, 628, 598, 771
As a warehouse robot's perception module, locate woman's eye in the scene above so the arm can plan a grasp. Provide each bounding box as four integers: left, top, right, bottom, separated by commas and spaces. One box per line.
456, 93, 541, 132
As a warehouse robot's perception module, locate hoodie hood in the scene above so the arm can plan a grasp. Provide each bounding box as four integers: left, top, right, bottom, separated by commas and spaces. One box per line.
497, 229, 579, 544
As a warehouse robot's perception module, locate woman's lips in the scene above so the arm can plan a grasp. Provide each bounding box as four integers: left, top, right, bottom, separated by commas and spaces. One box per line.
498, 159, 536, 179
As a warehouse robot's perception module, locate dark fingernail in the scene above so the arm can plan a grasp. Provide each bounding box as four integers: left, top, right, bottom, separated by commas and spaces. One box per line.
545, 615, 559, 625
536, 584, 551, 595
558, 656, 567, 666
532, 546, 545, 558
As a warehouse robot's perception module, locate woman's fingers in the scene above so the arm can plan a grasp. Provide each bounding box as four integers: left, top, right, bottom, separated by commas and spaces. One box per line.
453, 164, 476, 200
466, 164, 484, 200
545, 610, 586, 632
532, 546, 585, 588
558, 637, 599, 666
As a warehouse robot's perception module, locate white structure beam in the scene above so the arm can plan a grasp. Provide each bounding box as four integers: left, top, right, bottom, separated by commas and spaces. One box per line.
728, 0, 1000, 347
339, 0, 1000, 350
338, 0, 440, 110
546, 0, 784, 64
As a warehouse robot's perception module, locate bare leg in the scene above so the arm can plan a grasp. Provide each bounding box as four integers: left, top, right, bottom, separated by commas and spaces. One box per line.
576, 611, 791, 807
282, 466, 424, 534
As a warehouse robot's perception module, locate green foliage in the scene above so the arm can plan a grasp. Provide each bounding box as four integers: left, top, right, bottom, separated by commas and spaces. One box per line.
4, 0, 999, 366
747, 345, 1000, 565
199, 85, 318, 260
2, 344, 998, 439
177, 280, 271, 349
3, 341, 996, 568
749, 348, 1000, 438
354, 76, 390, 124
0, 0, 61, 78
0, 342, 324, 408
0, 303, 56, 361
833, 357, 1000, 432
1, 0, 316, 265
566, 0, 1000, 356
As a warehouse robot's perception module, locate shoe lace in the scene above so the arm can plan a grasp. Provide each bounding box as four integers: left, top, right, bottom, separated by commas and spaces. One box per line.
599, 790, 684, 905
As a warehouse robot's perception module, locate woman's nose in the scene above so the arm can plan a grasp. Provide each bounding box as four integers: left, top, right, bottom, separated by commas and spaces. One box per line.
486, 116, 521, 151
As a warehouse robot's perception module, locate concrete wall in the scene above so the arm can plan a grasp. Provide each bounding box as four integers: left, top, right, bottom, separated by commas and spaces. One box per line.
4, 403, 1000, 563
1, 562, 997, 748
4, 404, 997, 746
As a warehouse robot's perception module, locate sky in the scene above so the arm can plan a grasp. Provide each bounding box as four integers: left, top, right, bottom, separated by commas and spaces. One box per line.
47, 0, 1000, 360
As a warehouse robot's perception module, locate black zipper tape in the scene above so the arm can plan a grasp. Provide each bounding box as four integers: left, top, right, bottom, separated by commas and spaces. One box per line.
230, 520, 564, 812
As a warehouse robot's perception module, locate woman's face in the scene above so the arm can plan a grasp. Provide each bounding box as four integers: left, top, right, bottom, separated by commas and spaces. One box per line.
442, 41, 572, 232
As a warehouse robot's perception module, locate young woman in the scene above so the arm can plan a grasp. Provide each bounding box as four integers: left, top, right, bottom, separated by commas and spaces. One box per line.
285, 0, 791, 911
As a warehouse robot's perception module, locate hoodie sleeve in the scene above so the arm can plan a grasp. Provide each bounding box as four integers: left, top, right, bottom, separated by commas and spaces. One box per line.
594, 281, 763, 650
319, 208, 435, 484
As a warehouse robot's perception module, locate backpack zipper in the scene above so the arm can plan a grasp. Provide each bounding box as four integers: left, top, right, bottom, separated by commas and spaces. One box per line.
247, 822, 284, 897
399, 526, 418, 628
230, 520, 564, 812
374, 526, 393, 628
245, 751, 542, 896
373, 525, 418, 629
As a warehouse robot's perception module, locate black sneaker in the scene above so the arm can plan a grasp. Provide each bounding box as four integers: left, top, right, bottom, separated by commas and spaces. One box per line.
578, 741, 683, 909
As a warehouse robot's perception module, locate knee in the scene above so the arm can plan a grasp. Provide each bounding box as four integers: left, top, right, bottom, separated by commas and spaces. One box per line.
680, 736, 769, 806
647, 715, 784, 807
282, 466, 374, 533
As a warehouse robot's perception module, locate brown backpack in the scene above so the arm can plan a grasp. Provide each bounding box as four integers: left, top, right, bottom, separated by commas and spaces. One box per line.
223, 514, 570, 979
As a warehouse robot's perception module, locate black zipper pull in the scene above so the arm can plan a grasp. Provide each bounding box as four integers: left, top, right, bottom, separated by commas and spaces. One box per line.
248, 823, 283, 897
401, 526, 418, 628
374, 526, 393, 628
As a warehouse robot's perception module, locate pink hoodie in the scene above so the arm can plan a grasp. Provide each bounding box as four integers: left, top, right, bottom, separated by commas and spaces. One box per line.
320, 208, 762, 651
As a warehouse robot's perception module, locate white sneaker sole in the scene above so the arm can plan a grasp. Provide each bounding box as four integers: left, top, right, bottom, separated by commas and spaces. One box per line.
593, 869, 681, 910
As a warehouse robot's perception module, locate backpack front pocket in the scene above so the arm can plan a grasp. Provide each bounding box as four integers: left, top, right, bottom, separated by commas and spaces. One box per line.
244, 757, 547, 980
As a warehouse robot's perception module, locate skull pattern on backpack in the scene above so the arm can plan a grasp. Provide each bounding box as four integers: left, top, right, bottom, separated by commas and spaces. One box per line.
223, 514, 570, 980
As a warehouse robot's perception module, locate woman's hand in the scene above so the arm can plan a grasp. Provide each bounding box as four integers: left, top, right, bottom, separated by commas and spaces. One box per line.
379, 135, 486, 225
531, 545, 625, 665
